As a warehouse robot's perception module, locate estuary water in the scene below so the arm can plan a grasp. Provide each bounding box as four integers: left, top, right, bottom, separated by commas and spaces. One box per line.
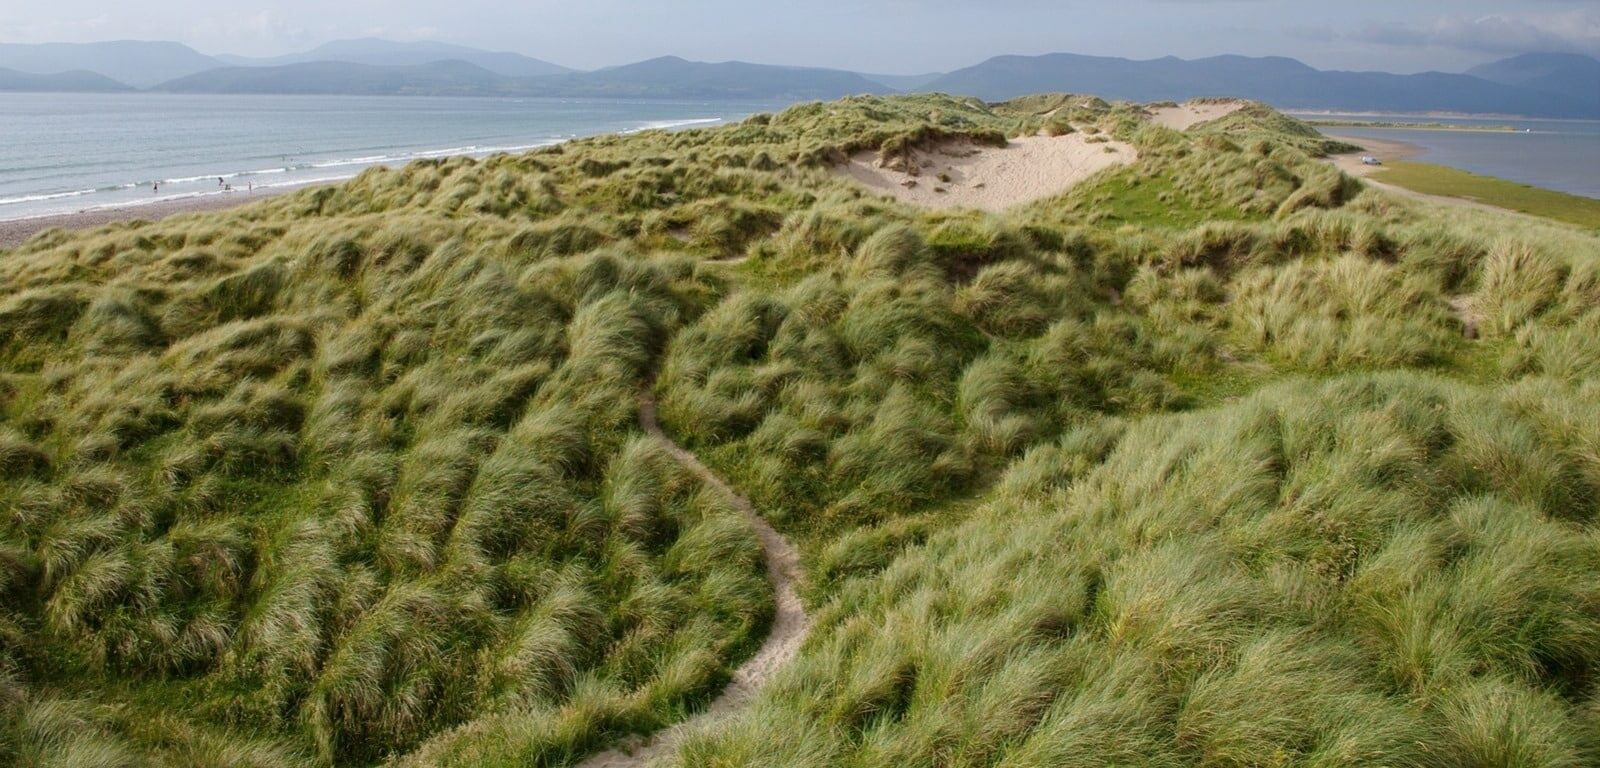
0, 93, 786, 220
1293, 112, 1600, 200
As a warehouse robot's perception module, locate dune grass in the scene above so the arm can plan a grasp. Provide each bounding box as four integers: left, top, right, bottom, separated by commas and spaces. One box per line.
3, 93, 1600, 766
671, 374, 1600, 767
1371, 160, 1600, 229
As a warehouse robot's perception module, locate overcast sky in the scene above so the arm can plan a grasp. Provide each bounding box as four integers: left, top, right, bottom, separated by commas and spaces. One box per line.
2, 1, 1596, 73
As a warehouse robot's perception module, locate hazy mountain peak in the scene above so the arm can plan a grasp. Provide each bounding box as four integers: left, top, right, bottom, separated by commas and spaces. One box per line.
0, 40, 220, 87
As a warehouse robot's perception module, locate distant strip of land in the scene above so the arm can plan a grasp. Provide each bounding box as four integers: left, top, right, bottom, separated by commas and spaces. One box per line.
1304, 119, 1520, 132
1323, 134, 1600, 228
1370, 161, 1600, 228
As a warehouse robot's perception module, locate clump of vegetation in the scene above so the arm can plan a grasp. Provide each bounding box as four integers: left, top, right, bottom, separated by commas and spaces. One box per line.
673, 375, 1600, 767
4, 92, 1600, 767
0, 182, 771, 766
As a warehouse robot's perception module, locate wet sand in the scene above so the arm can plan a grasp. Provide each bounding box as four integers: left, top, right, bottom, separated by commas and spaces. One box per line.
0, 187, 297, 251
1323, 133, 1425, 163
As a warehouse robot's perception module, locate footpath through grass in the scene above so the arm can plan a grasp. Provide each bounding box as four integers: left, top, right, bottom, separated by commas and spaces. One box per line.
1371, 160, 1600, 229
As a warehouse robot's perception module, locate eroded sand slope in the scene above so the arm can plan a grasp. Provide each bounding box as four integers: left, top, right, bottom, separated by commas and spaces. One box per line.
839, 133, 1135, 212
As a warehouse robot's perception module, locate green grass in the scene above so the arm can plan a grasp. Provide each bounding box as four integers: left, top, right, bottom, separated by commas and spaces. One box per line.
3, 93, 1600, 767
1056, 168, 1255, 229
671, 374, 1600, 767
1372, 160, 1600, 229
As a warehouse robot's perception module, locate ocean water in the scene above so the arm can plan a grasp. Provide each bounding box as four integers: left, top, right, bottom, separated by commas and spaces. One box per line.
0, 93, 787, 221
1292, 113, 1600, 200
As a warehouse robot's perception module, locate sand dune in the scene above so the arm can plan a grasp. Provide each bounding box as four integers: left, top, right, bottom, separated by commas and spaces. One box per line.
1147, 100, 1247, 130
838, 133, 1135, 212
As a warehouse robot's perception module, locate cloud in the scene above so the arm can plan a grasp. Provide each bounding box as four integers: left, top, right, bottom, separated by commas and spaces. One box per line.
1355, 9, 1600, 57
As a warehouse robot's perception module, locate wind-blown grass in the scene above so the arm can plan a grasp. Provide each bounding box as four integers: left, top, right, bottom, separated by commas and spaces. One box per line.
4, 92, 1600, 766
669, 375, 1600, 767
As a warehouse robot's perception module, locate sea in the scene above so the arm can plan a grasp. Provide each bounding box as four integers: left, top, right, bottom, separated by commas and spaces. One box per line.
3, 96, 1596, 222
1290, 112, 1600, 200
0, 93, 788, 221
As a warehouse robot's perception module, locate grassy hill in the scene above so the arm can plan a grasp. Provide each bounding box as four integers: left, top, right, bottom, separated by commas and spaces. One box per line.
3, 94, 1599, 767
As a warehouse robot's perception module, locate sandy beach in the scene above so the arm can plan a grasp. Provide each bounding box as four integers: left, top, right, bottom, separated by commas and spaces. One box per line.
1323, 133, 1427, 182
1323, 133, 1425, 163
0, 188, 301, 250
1321, 133, 1535, 218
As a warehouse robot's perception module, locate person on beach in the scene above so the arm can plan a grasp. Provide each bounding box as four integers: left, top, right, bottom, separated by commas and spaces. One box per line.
152, 182, 159, 193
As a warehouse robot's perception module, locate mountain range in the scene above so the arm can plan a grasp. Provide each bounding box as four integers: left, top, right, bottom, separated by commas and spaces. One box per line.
922, 53, 1594, 118
0, 66, 133, 92
213, 38, 571, 78
1, 38, 1596, 118
1467, 52, 1600, 117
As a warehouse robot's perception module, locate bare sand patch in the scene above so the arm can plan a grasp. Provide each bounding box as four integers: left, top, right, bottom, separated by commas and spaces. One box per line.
837, 133, 1136, 212
1147, 100, 1247, 130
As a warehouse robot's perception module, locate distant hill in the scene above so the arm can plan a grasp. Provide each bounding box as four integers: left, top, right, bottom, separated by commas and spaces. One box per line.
922, 52, 1595, 119
0, 66, 133, 92
7, 38, 1596, 116
527, 56, 893, 100
0, 41, 220, 88
1468, 53, 1600, 115
154, 55, 893, 100
859, 71, 945, 91
154, 60, 512, 96
216, 37, 572, 78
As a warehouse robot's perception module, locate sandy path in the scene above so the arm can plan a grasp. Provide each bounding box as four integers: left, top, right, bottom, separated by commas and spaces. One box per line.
580, 391, 810, 768
1147, 100, 1246, 131
838, 133, 1134, 212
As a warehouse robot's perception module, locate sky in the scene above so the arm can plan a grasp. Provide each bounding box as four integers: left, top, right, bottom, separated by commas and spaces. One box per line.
1, 1, 1597, 74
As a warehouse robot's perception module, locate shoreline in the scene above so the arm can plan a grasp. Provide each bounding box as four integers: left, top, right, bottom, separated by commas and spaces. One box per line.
0, 187, 304, 250
1321, 132, 1490, 211
1312, 129, 1600, 228
0, 115, 732, 253
1321, 133, 1426, 162
1287, 109, 1582, 122
1306, 121, 1520, 133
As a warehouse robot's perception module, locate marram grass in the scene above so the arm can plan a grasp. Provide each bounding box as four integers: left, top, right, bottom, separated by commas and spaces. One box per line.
3, 93, 1599, 766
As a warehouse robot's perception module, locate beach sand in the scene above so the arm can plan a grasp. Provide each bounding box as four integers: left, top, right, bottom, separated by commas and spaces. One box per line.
1322, 133, 1531, 218
1147, 100, 1247, 131
1323, 134, 1424, 166
838, 133, 1136, 212
0, 187, 299, 251
1323, 133, 1428, 187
